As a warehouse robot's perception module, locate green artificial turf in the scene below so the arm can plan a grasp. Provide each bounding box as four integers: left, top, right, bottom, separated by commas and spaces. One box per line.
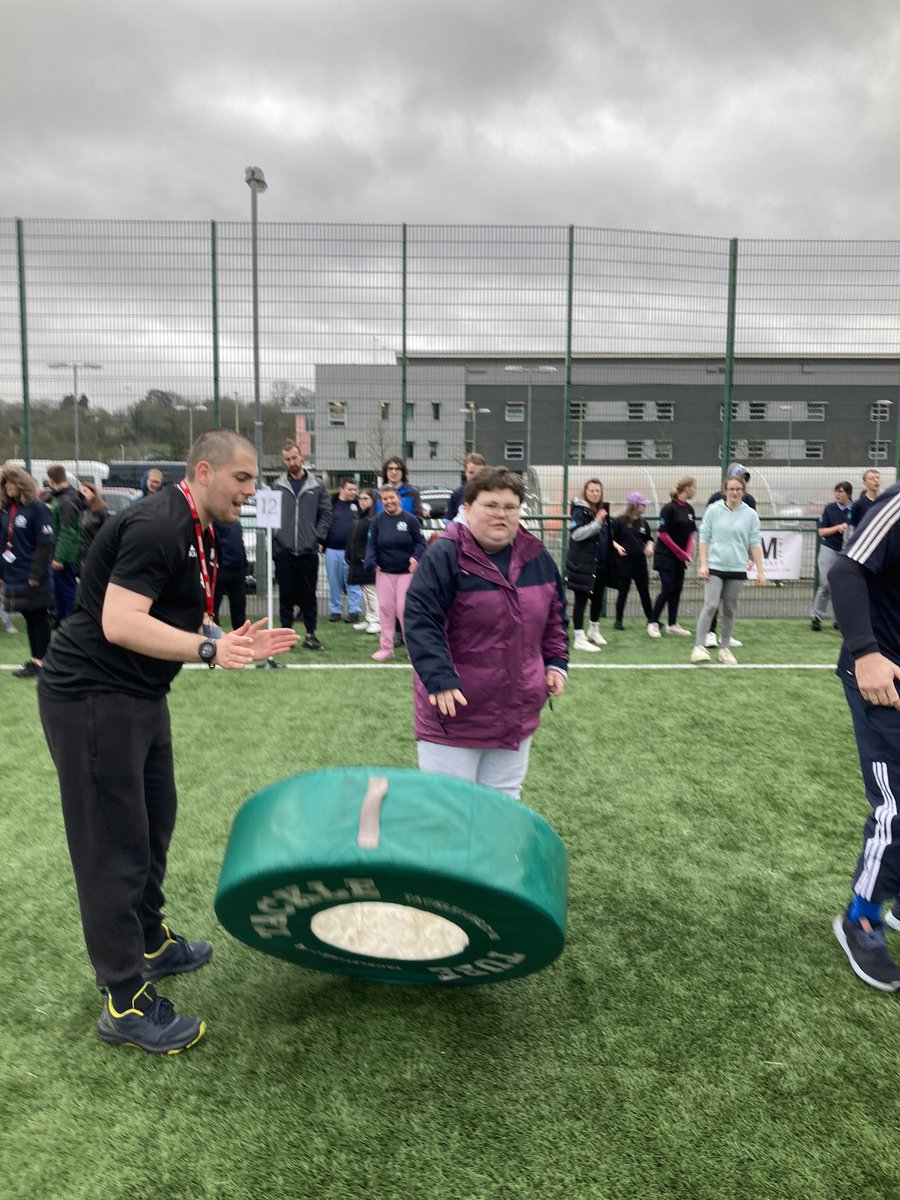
2, 622, 899, 1199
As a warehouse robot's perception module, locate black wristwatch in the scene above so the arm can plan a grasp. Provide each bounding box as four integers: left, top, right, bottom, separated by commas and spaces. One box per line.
198, 639, 217, 669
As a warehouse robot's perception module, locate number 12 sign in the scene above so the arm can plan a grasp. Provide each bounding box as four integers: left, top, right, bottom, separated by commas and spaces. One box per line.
254, 490, 282, 530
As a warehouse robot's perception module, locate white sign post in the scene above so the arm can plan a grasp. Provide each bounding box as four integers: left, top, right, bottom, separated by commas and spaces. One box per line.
253, 490, 284, 669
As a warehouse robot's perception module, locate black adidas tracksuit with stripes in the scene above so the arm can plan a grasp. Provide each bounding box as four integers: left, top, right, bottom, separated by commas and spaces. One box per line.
831, 482, 900, 903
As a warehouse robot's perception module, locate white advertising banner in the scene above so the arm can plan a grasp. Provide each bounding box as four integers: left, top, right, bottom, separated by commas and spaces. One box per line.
747, 530, 804, 581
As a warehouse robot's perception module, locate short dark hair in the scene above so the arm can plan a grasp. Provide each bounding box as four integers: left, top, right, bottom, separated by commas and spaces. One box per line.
186, 430, 256, 480
463, 466, 524, 506
282, 440, 301, 454
382, 457, 408, 482
46, 464, 67, 485
835, 481, 853, 497
465, 452, 487, 468
338, 476, 357, 488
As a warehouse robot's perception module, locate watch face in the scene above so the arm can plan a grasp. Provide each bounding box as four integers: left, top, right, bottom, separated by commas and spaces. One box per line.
199, 640, 216, 663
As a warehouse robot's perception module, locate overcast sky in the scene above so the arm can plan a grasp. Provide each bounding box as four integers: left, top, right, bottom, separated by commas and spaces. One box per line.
3, 0, 900, 237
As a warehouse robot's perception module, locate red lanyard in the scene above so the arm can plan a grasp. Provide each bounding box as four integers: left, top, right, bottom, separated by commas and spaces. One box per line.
176, 481, 217, 621
4, 504, 16, 552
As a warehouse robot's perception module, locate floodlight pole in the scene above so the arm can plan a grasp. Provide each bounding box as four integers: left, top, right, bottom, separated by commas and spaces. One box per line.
245, 166, 268, 481
49, 360, 101, 477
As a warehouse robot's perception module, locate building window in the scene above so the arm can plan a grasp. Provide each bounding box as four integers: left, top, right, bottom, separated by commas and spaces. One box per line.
328, 401, 347, 426
431, 403, 441, 421
347, 441, 357, 460
719, 403, 739, 422
505, 402, 525, 422
464, 439, 474, 455
404, 402, 415, 422
405, 441, 414, 459
804, 441, 824, 460
871, 402, 892, 422
748, 402, 767, 421
626, 440, 643, 460
627, 402, 645, 421
428, 440, 438, 459
747, 440, 766, 459
655, 402, 674, 422
505, 441, 524, 462
870, 440, 889, 460
806, 401, 825, 421
654, 440, 673, 461
569, 399, 587, 422
380, 401, 390, 422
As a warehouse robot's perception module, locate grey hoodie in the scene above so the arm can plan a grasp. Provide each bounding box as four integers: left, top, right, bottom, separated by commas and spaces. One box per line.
271, 471, 333, 555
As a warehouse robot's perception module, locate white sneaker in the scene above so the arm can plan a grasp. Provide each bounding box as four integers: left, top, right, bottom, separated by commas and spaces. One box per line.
664, 624, 691, 637
646, 622, 662, 639
586, 624, 607, 646
690, 645, 711, 663
704, 632, 719, 648
352, 621, 369, 631
573, 630, 600, 653
727, 638, 742, 648
364, 623, 380, 635
718, 647, 737, 665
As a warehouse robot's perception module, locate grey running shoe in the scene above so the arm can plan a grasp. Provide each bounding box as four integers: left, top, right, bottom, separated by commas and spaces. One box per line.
833, 914, 900, 991
96, 983, 206, 1054
143, 923, 213, 984
884, 901, 900, 933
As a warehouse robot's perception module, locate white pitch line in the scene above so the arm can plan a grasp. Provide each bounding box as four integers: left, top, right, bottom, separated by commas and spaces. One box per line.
0, 661, 838, 673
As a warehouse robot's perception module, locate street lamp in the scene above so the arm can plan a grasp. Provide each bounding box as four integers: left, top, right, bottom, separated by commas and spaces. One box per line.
245, 166, 268, 478
779, 404, 793, 470
49, 360, 101, 477
874, 399, 892, 463
174, 401, 208, 452
504, 365, 558, 469
458, 402, 491, 453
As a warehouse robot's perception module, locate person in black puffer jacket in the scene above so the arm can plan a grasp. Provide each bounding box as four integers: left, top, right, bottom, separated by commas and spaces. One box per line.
345, 489, 379, 634
565, 479, 612, 652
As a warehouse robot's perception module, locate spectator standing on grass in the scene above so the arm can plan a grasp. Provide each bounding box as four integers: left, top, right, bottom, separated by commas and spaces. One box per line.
46, 464, 82, 626
830, 481, 900, 991
376, 457, 424, 519
38, 430, 297, 1055
702, 463, 757, 649
272, 440, 332, 652
130, 468, 164, 504
691, 475, 766, 666
365, 483, 426, 662
610, 493, 654, 633
850, 468, 881, 528
0, 464, 55, 678
212, 517, 248, 630
810, 482, 852, 632
404, 466, 568, 801
324, 477, 362, 624
565, 478, 612, 653
78, 482, 109, 574
345, 489, 380, 634
445, 452, 487, 524
648, 476, 697, 639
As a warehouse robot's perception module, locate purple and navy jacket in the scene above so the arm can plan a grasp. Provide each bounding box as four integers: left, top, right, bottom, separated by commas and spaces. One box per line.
404, 522, 569, 750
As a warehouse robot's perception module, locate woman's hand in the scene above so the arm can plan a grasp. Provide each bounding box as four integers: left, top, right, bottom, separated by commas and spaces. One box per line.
409, 557, 418, 574
644, 543, 653, 558
614, 541, 627, 557
698, 565, 709, 580
428, 688, 468, 718
546, 669, 566, 697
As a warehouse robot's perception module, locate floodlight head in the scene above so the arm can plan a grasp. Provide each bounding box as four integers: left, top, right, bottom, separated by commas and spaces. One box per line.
245, 166, 268, 192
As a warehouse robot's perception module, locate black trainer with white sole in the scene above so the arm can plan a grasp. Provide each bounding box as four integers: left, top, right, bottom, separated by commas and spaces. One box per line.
833, 914, 900, 991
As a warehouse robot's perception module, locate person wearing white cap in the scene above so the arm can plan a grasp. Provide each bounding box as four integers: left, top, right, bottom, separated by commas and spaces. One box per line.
610, 493, 655, 631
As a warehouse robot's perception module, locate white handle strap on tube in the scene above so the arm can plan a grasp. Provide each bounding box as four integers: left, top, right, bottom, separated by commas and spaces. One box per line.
357, 776, 389, 849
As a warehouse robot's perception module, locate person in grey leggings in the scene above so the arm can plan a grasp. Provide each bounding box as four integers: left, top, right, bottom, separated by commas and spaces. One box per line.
691, 475, 766, 664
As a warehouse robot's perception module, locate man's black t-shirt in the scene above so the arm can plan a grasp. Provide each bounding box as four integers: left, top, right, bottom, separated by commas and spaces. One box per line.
39, 486, 213, 700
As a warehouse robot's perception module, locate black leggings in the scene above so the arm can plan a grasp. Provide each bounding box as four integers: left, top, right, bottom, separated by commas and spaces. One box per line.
24, 607, 52, 661
571, 585, 606, 629
651, 561, 687, 626
615, 555, 653, 623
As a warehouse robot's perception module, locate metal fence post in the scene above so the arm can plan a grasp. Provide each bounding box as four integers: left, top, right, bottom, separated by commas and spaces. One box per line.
211, 220, 220, 426
560, 224, 575, 577
16, 218, 31, 473
401, 223, 408, 461
721, 237, 738, 476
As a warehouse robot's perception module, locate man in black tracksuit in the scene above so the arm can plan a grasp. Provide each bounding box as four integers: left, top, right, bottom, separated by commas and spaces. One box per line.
272, 441, 332, 651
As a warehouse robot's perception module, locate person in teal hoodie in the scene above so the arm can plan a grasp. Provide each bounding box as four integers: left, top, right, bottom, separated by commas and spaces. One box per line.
691, 475, 766, 665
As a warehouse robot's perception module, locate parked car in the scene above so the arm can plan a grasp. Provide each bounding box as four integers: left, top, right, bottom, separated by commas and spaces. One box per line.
100, 487, 141, 514
418, 487, 455, 520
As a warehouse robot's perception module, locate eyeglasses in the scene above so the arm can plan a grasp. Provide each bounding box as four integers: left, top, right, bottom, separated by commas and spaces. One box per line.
475, 501, 521, 516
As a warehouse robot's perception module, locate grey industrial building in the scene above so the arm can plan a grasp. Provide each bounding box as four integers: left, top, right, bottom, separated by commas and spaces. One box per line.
313, 356, 900, 485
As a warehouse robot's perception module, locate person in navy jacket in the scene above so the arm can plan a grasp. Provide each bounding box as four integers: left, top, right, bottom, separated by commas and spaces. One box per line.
0, 464, 55, 678
810, 482, 852, 631
404, 466, 568, 800
365, 483, 427, 661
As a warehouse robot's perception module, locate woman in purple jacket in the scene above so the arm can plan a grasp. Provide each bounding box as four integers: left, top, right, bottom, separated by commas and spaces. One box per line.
404, 467, 568, 800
